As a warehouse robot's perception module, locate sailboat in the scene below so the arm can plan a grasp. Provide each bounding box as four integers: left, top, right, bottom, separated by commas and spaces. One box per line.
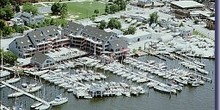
32, 88, 50, 110
23, 75, 42, 93
6, 67, 21, 84
50, 94, 68, 106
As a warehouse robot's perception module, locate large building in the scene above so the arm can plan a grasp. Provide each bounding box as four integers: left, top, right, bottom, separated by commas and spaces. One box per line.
170, 1, 205, 19
9, 26, 70, 58
64, 22, 129, 59
9, 22, 129, 59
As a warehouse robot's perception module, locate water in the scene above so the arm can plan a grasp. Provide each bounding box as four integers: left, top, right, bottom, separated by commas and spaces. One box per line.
0, 56, 215, 110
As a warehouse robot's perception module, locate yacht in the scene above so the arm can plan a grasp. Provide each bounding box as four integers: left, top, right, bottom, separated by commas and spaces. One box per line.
8, 92, 24, 98
35, 104, 50, 110
0, 70, 10, 78
50, 94, 68, 106
23, 83, 42, 93
6, 77, 21, 84
31, 102, 42, 109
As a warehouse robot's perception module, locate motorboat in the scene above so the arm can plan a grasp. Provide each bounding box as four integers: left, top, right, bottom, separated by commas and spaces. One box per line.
35, 104, 50, 110
0, 70, 10, 78
31, 102, 42, 109
50, 94, 68, 106
6, 77, 21, 84
8, 92, 24, 98
23, 83, 42, 93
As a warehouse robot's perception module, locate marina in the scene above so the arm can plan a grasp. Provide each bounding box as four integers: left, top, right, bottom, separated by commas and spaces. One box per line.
0, 54, 214, 110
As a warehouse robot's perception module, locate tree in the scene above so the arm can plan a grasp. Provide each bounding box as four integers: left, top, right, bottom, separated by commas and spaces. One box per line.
194, 19, 199, 24
124, 26, 136, 35
60, 3, 68, 18
4, 5, 14, 20
23, 3, 38, 15
0, 0, 10, 8
3, 51, 18, 65
51, 2, 61, 15
149, 12, 159, 26
2, 26, 15, 37
109, 4, 120, 14
107, 18, 121, 29
15, 5, 20, 12
0, 19, 6, 30
13, 25, 25, 33
94, 9, 99, 16
105, 5, 110, 14
98, 20, 106, 30
179, 22, 184, 27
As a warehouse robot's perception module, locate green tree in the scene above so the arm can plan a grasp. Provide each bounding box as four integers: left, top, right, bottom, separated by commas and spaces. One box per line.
3, 51, 18, 65
149, 12, 159, 26
13, 25, 25, 33
51, 2, 61, 15
2, 26, 15, 37
179, 22, 184, 27
94, 9, 99, 16
15, 5, 20, 12
0, 19, 6, 30
4, 5, 14, 20
98, 20, 106, 30
124, 26, 136, 35
23, 3, 38, 15
105, 5, 110, 14
60, 3, 68, 18
194, 19, 199, 24
0, 0, 10, 8
107, 18, 121, 29
110, 4, 120, 14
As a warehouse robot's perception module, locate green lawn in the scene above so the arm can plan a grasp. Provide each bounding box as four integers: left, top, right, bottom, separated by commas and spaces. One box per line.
66, 1, 106, 19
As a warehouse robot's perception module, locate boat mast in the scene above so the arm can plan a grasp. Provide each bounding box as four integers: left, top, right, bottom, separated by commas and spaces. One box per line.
1, 31, 3, 71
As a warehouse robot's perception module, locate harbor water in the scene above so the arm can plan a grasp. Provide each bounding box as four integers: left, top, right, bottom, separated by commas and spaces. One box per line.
0, 55, 215, 110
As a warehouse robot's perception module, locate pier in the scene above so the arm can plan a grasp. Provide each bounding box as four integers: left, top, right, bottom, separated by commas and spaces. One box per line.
0, 81, 50, 106
0, 104, 10, 110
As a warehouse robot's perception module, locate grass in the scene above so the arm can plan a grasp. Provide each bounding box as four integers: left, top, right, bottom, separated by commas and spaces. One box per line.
66, 1, 106, 19
193, 30, 206, 38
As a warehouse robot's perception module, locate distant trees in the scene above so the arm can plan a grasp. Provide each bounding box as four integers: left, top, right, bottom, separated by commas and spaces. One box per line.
51, 3, 68, 18
23, 3, 38, 15
149, 12, 159, 26
15, 5, 20, 12
98, 20, 107, 30
0, 5, 14, 20
124, 26, 136, 35
107, 18, 121, 29
94, 9, 99, 16
0, 49, 18, 65
105, 0, 127, 14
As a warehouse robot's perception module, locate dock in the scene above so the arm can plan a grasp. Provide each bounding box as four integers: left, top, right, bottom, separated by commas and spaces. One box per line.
0, 81, 50, 106
0, 104, 10, 110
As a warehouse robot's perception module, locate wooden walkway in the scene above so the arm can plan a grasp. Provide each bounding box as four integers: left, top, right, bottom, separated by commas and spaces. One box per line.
1, 81, 50, 107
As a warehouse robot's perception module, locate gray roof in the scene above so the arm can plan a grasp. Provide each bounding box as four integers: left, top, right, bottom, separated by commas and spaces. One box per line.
65, 21, 84, 34
27, 29, 47, 43
15, 36, 32, 47
109, 38, 127, 50
37, 25, 59, 37
31, 52, 52, 64
82, 25, 115, 42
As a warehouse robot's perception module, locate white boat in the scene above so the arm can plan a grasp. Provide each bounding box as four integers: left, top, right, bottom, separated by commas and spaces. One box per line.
23, 83, 42, 93
153, 85, 171, 93
6, 77, 21, 84
0, 70, 10, 78
197, 68, 209, 75
35, 104, 50, 110
50, 94, 68, 106
31, 102, 42, 108
8, 92, 24, 98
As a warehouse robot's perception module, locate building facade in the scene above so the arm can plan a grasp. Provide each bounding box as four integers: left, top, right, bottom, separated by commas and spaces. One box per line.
9, 26, 70, 58
9, 22, 129, 59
